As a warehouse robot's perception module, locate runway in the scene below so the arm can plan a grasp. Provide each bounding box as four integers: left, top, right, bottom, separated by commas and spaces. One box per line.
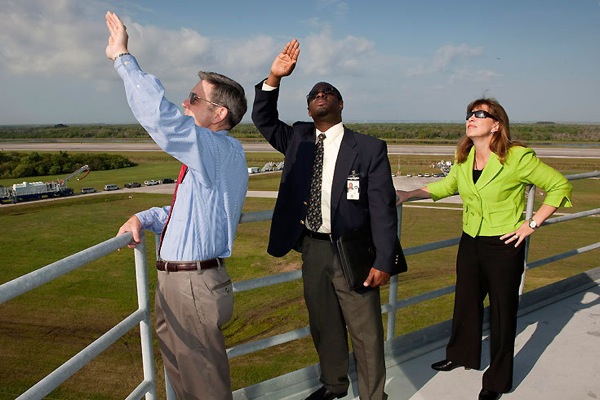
1, 142, 599, 158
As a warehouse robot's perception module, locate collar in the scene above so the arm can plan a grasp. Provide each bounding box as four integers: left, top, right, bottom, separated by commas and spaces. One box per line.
316, 122, 344, 142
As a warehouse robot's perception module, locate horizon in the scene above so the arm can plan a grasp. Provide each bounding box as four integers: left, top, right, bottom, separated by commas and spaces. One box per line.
3, 120, 600, 128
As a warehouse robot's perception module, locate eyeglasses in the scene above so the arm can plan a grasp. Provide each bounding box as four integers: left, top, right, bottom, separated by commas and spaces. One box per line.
189, 92, 228, 109
466, 110, 497, 120
306, 87, 338, 102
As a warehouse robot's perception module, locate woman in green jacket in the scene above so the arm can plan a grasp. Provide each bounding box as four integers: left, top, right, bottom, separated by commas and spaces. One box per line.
396, 98, 572, 400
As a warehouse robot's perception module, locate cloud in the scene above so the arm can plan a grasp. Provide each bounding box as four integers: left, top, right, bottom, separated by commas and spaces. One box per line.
0, 1, 290, 93
211, 35, 278, 81
301, 27, 376, 76
316, 0, 350, 19
0, 0, 108, 78
0, 0, 380, 89
448, 69, 500, 85
406, 43, 484, 77
0, 0, 515, 124
124, 23, 213, 80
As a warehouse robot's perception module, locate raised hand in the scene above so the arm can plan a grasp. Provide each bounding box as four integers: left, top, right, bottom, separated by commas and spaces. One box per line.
266, 39, 300, 86
105, 11, 129, 60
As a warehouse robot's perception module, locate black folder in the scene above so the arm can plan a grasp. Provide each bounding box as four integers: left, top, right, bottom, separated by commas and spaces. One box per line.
336, 227, 407, 290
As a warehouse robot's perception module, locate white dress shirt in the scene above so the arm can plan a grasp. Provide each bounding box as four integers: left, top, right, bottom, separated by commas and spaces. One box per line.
261, 80, 344, 234
315, 124, 344, 233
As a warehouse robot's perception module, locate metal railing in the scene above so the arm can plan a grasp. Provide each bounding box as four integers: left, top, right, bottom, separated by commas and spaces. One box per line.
225, 171, 600, 359
1, 171, 598, 399
0, 232, 156, 400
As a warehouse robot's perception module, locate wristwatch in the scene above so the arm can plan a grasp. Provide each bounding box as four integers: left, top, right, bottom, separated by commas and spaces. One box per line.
528, 219, 539, 229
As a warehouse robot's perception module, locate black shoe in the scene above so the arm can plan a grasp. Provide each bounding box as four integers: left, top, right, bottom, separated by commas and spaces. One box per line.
305, 386, 348, 400
478, 388, 502, 400
431, 359, 463, 371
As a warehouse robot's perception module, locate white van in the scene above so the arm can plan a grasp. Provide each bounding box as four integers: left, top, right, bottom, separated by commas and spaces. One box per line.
104, 184, 119, 191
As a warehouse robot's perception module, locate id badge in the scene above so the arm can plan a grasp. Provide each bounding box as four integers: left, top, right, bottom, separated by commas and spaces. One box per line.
347, 171, 360, 200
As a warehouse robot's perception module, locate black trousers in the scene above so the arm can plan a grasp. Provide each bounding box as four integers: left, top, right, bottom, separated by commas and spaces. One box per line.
446, 232, 525, 393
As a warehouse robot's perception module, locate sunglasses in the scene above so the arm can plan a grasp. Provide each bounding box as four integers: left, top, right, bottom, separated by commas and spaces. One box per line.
466, 110, 497, 120
189, 92, 227, 109
306, 87, 338, 102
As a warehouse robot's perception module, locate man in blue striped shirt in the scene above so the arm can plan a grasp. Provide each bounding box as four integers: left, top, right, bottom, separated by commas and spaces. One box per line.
106, 11, 248, 400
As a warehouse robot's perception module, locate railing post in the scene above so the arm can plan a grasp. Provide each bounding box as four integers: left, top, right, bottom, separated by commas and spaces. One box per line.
520, 185, 537, 296
386, 205, 402, 341
165, 366, 177, 400
154, 234, 177, 400
133, 232, 157, 400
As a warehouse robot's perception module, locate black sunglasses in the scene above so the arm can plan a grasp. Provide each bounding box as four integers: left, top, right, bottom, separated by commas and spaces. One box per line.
189, 92, 227, 109
306, 87, 338, 102
466, 110, 497, 120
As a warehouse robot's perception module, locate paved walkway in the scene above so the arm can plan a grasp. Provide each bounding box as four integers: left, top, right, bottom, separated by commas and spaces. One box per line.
234, 271, 600, 400
384, 284, 600, 400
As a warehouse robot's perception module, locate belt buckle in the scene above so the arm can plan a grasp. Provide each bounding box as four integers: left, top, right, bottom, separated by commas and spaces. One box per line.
195, 258, 222, 274
164, 261, 170, 274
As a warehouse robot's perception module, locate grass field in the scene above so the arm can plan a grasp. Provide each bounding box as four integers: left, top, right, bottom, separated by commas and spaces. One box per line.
0, 152, 598, 399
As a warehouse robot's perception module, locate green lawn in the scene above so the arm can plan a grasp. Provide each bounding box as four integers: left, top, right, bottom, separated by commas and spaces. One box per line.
0, 154, 598, 399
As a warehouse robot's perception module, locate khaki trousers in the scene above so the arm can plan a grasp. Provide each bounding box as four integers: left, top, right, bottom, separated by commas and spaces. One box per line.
155, 266, 234, 400
302, 235, 388, 400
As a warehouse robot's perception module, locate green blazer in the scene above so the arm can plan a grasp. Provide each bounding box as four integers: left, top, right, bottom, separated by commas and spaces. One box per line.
427, 146, 572, 237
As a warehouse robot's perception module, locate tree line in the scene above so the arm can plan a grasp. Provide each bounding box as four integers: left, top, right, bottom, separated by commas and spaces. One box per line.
0, 151, 136, 180
1, 123, 599, 143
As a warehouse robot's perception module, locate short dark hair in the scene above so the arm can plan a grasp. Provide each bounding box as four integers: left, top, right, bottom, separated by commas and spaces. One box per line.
306, 82, 343, 105
198, 71, 247, 129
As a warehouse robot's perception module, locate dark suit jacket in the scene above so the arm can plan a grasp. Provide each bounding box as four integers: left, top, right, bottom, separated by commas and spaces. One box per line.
252, 82, 401, 273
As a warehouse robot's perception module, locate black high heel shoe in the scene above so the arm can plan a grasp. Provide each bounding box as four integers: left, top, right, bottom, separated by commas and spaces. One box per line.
431, 359, 463, 371
478, 388, 502, 400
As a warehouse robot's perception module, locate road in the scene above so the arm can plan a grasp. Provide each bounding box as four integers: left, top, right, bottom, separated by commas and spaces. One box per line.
1, 142, 596, 207
1, 142, 599, 158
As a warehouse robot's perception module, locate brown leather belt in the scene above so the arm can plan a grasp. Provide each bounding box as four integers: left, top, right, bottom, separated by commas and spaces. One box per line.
156, 258, 223, 272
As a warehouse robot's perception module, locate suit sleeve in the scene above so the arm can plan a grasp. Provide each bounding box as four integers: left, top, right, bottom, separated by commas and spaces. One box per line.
427, 161, 459, 201
251, 81, 295, 154
368, 140, 399, 272
516, 148, 573, 208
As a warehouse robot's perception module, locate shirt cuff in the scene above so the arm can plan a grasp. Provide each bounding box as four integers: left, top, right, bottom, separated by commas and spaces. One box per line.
261, 81, 278, 91
114, 53, 138, 74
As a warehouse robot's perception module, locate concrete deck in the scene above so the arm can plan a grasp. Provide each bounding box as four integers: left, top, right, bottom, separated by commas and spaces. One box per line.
234, 267, 600, 400
385, 281, 600, 399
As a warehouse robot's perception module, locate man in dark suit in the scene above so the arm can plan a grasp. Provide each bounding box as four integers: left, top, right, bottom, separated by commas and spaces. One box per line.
252, 39, 401, 400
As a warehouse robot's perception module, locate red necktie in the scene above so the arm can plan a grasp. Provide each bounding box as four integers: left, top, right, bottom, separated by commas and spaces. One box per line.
158, 163, 188, 257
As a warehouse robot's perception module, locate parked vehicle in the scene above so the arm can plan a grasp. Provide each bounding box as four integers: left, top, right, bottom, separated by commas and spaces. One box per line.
124, 182, 141, 188
81, 187, 97, 194
160, 178, 175, 184
144, 180, 160, 186
0, 165, 89, 203
104, 184, 119, 191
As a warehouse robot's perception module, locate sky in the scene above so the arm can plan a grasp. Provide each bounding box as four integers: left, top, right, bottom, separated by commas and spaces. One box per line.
1, 0, 599, 125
